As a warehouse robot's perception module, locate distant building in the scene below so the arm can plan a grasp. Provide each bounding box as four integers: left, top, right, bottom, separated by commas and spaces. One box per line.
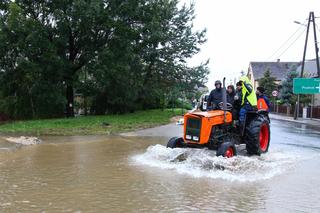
296, 59, 320, 78
247, 59, 320, 106
296, 58, 320, 106
247, 60, 300, 89
194, 83, 209, 94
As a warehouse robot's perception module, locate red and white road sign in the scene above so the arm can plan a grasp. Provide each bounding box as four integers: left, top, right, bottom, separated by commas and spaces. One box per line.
272, 90, 278, 97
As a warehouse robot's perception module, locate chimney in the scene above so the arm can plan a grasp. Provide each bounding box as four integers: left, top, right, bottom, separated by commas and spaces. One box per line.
277, 59, 280, 63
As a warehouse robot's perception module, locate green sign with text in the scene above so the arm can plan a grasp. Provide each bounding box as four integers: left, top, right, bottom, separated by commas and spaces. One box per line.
293, 78, 320, 94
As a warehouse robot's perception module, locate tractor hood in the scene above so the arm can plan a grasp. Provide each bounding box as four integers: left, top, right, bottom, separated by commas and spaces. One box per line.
188, 110, 226, 118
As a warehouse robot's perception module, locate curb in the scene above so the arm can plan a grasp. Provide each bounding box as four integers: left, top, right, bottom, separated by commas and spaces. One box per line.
270, 114, 320, 129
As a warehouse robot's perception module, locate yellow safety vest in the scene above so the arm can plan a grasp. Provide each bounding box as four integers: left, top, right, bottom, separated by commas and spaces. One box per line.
240, 77, 257, 106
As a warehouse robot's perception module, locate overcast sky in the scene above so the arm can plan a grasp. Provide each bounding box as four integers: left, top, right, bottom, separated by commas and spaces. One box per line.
183, 0, 320, 90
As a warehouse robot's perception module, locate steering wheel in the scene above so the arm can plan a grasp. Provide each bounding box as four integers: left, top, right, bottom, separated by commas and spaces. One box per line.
218, 102, 233, 111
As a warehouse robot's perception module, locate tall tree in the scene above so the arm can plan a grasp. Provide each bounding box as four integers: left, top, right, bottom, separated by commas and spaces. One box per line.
258, 69, 277, 98
90, 0, 209, 113
280, 69, 298, 106
280, 66, 311, 106
0, 2, 65, 118
1, 1, 115, 117
0, 0, 209, 118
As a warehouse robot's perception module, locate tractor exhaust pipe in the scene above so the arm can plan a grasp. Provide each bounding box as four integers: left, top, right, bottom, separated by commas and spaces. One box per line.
222, 77, 227, 123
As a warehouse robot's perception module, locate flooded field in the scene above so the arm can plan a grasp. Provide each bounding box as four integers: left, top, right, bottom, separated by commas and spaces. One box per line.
0, 120, 320, 212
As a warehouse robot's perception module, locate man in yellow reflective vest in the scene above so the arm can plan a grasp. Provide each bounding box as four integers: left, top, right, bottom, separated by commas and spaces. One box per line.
238, 76, 257, 124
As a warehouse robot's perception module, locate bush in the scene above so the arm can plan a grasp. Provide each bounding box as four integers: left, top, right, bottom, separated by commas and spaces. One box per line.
168, 99, 192, 110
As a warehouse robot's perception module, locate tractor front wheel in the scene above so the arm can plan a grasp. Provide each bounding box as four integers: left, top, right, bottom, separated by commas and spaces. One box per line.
167, 137, 185, 148
216, 142, 237, 158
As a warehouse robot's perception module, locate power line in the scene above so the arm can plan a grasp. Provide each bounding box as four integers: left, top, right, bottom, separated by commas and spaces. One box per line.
316, 23, 320, 35
275, 27, 307, 59
266, 22, 306, 61
316, 24, 320, 48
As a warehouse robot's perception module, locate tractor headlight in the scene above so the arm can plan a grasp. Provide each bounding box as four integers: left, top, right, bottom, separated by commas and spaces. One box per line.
186, 135, 192, 140
193, 136, 199, 141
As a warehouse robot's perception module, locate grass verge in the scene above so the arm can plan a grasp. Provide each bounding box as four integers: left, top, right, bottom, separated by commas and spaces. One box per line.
0, 109, 184, 136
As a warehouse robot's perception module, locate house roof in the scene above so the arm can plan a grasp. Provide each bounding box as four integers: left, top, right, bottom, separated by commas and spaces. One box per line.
296, 59, 320, 78
196, 83, 207, 88
194, 83, 208, 93
249, 61, 300, 81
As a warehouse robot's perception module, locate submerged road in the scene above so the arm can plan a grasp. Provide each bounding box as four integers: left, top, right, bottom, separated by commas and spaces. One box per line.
0, 119, 320, 212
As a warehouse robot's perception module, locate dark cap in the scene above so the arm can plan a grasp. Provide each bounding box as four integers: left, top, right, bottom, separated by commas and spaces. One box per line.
215, 80, 222, 85
257, 86, 265, 93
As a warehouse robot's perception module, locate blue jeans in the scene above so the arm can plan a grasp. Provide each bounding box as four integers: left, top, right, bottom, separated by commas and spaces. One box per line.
239, 104, 253, 124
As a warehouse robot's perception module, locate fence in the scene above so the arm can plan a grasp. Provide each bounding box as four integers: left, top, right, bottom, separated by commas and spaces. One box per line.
308, 106, 320, 118
0, 112, 9, 122
271, 103, 320, 119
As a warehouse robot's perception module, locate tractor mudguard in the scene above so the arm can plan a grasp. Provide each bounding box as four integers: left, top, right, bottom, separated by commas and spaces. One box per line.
241, 110, 270, 136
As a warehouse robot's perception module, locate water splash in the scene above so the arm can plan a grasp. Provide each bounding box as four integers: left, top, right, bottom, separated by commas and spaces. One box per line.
132, 144, 300, 182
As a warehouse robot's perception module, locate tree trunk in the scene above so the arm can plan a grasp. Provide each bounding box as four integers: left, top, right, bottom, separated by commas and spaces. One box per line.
84, 95, 88, 116
84, 70, 88, 116
27, 86, 36, 119
66, 84, 74, 117
137, 59, 155, 109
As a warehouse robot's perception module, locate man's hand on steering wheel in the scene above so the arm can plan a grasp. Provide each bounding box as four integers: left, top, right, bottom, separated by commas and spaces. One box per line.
218, 102, 233, 110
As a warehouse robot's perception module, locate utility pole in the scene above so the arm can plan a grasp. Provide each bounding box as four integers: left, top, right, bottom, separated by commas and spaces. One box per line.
311, 12, 320, 119
312, 14, 320, 77
294, 12, 320, 120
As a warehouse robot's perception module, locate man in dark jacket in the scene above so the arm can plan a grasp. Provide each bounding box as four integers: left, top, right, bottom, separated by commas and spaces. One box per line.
207, 80, 223, 110
227, 85, 235, 105
232, 82, 242, 120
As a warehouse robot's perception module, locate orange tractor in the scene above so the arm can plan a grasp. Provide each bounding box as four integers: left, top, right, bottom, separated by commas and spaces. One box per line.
167, 79, 270, 157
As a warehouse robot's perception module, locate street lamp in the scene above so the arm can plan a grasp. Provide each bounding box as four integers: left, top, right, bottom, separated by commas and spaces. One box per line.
294, 21, 306, 26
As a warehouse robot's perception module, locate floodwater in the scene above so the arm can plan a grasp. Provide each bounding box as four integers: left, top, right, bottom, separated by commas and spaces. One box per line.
0, 120, 320, 212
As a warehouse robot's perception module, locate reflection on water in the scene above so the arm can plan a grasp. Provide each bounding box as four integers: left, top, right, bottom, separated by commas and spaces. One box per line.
0, 126, 320, 212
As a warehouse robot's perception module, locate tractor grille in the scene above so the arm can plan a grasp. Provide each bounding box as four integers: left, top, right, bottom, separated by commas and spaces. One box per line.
185, 118, 201, 142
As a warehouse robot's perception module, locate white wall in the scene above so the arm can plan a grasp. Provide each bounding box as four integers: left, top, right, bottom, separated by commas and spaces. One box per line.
314, 94, 320, 106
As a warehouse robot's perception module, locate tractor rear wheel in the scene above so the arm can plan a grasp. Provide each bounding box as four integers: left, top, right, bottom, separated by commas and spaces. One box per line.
167, 137, 184, 148
216, 142, 237, 158
245, 116, 270, 155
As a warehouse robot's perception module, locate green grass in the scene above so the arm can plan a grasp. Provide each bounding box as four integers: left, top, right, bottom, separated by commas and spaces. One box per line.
0, 109, 183, 136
